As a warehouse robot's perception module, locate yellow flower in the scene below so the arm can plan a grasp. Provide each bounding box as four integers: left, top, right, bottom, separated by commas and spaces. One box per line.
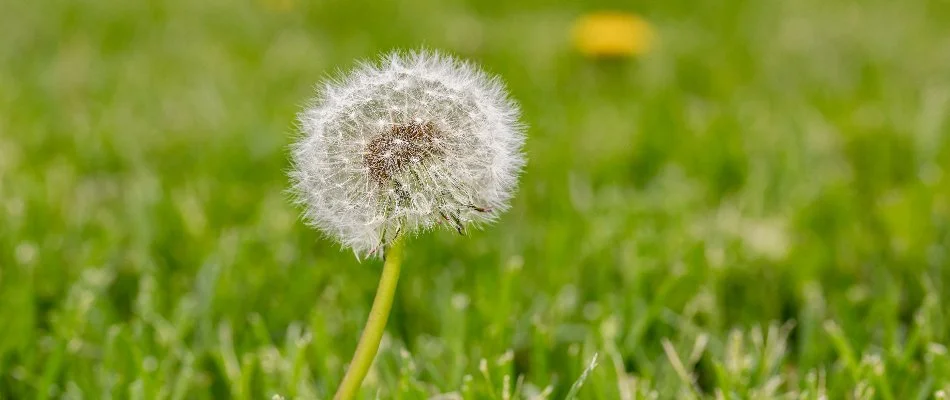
572, 12, 655, 57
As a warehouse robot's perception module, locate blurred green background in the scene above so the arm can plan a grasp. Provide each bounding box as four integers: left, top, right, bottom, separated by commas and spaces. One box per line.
2, 0, 950, 398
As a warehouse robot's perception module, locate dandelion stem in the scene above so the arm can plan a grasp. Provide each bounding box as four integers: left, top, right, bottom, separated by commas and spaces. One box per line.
333, 235, 405, 400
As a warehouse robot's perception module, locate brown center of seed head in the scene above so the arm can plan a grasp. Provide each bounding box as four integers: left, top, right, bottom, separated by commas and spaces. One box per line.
364, 120, 441, 185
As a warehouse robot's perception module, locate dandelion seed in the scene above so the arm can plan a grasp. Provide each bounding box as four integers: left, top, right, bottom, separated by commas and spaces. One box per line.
291, 49, 525, 258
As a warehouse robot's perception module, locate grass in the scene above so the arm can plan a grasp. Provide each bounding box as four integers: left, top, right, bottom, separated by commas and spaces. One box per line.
1, 0, 949, 398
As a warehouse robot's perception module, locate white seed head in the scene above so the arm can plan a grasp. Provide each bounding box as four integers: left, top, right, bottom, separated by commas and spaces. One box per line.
291, 50, 526, 257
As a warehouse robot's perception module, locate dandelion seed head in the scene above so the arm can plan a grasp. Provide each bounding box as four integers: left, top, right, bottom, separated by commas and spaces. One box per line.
291, 50, 526, 257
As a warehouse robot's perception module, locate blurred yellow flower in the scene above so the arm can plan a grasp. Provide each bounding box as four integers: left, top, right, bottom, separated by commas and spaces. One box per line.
572, 12, 655, 57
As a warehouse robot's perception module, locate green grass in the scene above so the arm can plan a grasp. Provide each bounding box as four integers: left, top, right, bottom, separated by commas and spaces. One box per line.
2, 0, 950, 398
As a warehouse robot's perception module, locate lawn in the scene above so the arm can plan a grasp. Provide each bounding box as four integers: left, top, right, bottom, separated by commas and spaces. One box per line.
1, 0, 949, 398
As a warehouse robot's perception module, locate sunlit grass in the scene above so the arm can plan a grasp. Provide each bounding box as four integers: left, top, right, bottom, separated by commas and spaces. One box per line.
1, 0, 949, 398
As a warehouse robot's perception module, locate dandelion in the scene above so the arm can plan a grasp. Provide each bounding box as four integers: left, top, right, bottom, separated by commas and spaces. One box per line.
572, 11, 655, 58
292, 50, 525, 258
289, 50, 525, 400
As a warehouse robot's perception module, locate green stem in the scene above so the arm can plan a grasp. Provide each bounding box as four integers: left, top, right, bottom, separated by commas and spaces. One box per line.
333, 236, 405, 400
